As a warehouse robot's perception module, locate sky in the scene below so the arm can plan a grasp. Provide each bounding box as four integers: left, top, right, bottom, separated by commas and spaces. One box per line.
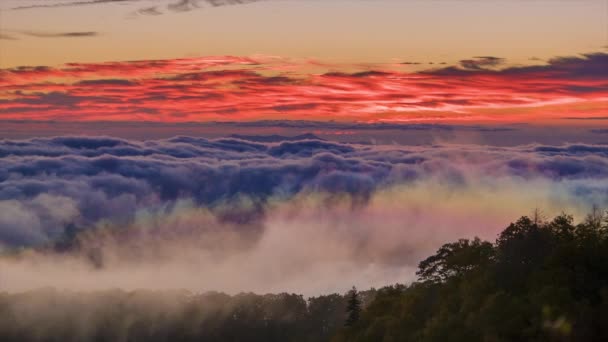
0, 0, 607, 128
0, 0, 607, 295
1, 0, 606, 67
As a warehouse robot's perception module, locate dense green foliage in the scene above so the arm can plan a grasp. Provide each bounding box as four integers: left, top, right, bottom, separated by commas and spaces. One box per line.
2, 211, 608, 341
335, 211, 608, 341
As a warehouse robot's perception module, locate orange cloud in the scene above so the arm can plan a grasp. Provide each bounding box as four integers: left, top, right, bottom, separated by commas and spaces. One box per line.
0, 53, 606, 124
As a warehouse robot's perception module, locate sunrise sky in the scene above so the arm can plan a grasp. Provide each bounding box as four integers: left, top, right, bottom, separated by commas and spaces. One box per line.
0, 0, 607, 127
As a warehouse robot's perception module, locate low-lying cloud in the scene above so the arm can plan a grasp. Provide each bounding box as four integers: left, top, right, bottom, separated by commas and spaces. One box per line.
0, 136, 606, 294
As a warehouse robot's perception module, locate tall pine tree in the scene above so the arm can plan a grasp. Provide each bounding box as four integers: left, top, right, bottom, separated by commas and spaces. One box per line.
345, 286, 361, 327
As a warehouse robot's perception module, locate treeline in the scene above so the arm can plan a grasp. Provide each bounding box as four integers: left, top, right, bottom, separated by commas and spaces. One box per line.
3, 210, 608, 341
0, 288, 375, 342
335, 210, 608, 341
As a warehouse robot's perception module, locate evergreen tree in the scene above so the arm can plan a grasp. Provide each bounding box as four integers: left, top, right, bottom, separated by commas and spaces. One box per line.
345, 286, 361, 327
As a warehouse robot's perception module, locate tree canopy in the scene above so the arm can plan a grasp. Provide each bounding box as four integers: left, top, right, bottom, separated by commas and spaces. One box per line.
334, 211, 608, 342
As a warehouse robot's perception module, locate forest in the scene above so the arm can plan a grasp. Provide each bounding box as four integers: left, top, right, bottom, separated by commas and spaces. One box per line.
2, 209, 608, 341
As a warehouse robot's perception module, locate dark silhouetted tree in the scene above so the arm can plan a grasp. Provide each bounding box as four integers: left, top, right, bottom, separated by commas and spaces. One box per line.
345, 287, 361, 327
334, 209, 608, 342
584, 204, 604, 230
417, 237, 494, 283
532, 207, 546, 226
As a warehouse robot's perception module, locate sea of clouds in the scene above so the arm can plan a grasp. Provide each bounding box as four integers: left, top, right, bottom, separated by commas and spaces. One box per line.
0, 135, 607, 294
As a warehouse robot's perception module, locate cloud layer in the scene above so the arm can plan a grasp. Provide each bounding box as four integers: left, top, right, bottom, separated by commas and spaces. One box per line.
0, 135, 607, 294
2, 135, 608, 245
1, 53, 606, 123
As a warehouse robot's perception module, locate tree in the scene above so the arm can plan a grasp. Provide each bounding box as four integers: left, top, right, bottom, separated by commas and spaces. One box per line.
417, 238, 494, 283
584, 204, 604, 231
532, 207, 546, 226
337, 212, 608, 341
345, 287, 361, 327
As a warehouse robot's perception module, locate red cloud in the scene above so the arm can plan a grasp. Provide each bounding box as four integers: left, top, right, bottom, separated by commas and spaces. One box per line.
0, 53, 606, 123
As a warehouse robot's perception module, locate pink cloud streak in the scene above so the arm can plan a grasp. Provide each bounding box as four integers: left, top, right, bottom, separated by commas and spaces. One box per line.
0, 53, 606, 123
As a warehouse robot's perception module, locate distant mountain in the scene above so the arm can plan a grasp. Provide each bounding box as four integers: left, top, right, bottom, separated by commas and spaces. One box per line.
229, 133, 324, 142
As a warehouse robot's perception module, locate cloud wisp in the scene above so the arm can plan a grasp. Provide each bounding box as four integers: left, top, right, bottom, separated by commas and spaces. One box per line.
1, 53, 606, 123
11, 0, 133, 10
11, 0, 266, 15
0, 135, 607, 294
459, 56, 505, 70
0, 33, 18, 40
19, 31, 99, 38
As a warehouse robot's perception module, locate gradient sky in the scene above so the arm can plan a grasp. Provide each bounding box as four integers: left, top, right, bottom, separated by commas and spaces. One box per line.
1, 0, 606, 67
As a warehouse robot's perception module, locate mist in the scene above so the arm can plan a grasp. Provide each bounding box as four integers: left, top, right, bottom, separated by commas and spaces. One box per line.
0, 177, 599, 296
